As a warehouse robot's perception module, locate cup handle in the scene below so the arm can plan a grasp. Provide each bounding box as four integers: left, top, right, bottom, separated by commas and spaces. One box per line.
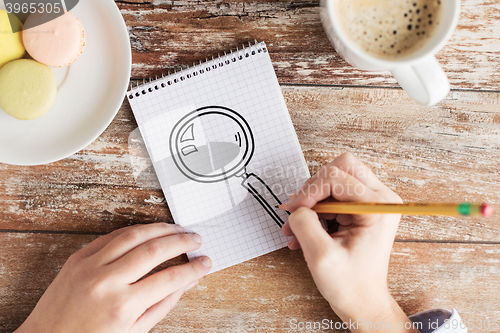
391, 56, 450, 107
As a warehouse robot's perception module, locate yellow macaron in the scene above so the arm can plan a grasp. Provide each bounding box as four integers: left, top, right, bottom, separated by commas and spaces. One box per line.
0, 10, 25, 68
0, 59, 57, 120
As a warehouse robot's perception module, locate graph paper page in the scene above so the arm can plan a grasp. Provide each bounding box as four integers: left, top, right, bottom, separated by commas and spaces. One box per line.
128, 42, 309, 272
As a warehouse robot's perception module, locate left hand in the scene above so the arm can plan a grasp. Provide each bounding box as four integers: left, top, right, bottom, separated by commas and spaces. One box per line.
15, 223, 212, 333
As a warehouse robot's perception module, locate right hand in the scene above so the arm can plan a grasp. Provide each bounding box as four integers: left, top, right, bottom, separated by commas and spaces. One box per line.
282, 153, 418, 332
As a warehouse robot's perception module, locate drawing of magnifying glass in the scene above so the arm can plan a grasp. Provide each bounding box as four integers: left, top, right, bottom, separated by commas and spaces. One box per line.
169, 106, 289, 228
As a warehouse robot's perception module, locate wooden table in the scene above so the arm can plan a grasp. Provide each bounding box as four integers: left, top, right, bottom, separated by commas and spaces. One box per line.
1, 1, 499, 332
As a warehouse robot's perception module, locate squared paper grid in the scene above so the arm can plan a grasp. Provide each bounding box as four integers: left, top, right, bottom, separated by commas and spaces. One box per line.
128, 42, 310, 272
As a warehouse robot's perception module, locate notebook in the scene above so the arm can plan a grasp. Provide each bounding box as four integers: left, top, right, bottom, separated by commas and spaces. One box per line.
127, 41, 310, 272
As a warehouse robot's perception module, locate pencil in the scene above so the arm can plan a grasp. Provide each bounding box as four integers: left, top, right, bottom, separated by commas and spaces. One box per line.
279, 202, 493, 217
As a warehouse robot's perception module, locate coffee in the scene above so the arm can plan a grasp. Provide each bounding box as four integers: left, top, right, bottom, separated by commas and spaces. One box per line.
336, 0, 443, 60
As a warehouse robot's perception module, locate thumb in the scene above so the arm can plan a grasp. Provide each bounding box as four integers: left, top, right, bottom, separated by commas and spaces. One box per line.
288, 207, 335, 263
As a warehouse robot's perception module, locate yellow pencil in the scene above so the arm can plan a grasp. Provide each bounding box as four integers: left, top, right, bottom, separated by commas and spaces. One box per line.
279, 202, 493, 217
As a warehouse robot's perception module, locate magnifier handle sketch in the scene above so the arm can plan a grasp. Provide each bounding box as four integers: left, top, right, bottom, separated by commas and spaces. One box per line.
240, 173, 290, 228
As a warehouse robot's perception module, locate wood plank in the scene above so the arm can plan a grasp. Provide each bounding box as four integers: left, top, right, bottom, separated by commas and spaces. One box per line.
0, 100, 173, 234
1, 87, 498, 241
119, 0, 500, 90
1, 233, 499, 332
0, 232, 185, 333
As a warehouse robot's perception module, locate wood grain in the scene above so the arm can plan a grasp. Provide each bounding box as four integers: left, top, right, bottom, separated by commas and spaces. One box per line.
1, 233, 499, 333
0, 99, 171, 234
119, 0, 500, 90
285, 86, 500, 242
1, 87, 498, 241
1, 2, 499, 332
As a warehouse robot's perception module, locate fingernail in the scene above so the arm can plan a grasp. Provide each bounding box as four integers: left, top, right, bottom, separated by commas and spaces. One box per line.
185, 281, 198, 291
280, 201, 290, 210
192, 233, 202, 244
200, 256, 212, 268
175, 225, 185, 233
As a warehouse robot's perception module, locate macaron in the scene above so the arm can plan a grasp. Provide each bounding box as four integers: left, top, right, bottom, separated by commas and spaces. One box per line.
0, 59, 57, 120
22, 11, 85, 68
0, 10, 25, 68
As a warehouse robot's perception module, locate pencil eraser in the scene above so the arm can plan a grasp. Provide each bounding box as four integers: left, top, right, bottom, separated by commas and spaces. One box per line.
481, 204, 493, 218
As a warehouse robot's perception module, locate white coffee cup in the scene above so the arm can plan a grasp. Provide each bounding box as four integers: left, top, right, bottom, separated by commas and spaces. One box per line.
320, 0, 460, 106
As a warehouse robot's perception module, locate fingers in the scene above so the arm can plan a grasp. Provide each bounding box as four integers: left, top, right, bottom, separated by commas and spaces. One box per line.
282, 214, 337, 245
287, 207, 336, 261
72, 226, 136, 260
94, 223, 184, 265
282, 222, 301, 250
282, 220, 293, 236
132, 288, 185, 333
318, 213, 337, 220
282, 221, 299, 249
330, 153, 385, 192
132, 280, 197, 333
284, 166, 379, 213
290, 172, 320, 199
132, 257, 211, 309
336, 213, 354, 227
330, 153, 402, 203
108, 233, 204, 283
287, 154, 401, 213
290, 153, 370, 201
287, 235, 301, 250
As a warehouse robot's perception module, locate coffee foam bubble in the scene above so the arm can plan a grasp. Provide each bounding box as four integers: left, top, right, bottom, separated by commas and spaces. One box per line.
337, 0, 443, 60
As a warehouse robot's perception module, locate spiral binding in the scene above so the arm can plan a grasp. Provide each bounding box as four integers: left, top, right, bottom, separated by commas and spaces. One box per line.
128, 40, 267, 100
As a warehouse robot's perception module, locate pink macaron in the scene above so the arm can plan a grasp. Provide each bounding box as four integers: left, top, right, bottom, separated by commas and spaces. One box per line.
22, 12, 85, 68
